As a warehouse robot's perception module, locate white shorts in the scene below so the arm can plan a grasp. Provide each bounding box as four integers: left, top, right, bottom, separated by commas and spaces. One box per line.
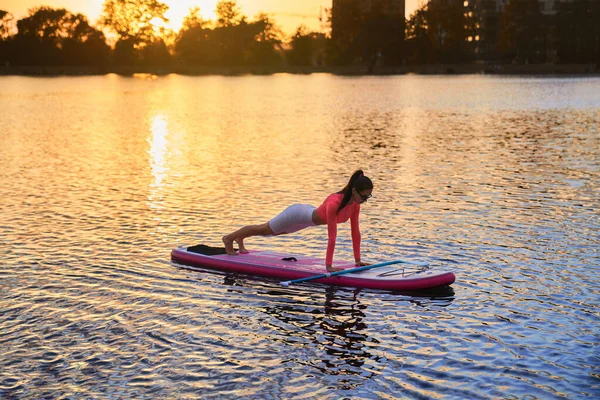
268, 204, 316, 235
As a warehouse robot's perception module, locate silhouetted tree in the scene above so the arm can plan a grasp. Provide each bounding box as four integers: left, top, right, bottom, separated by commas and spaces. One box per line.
10, 7, 109, 66
174, 23, 212, 65
62, 29, 111, 66
427, 1, 475, 63
216, 1, 245, 28
246, 13, 283, 66
498, 0, 547, 63
288, 25, 327, 66
406, 6, 435, 64
99, 0, 169, 46
113, 37, 136, 65
99, 0, 172, 66
139, 38, 171, 66
405, 1, 475, 64
0, 10, 16, 40
0, 10, 16, 65
329, 2, 405, 67
181, 7, 212, 30
211, 21, 261, 66
174, 2, 283, 67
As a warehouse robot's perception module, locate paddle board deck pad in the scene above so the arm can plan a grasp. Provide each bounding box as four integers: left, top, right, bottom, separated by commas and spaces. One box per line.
171, 244, 455, 290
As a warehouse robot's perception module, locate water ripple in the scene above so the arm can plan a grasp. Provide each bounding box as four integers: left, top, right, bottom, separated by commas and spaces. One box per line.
1, 75, 599, 399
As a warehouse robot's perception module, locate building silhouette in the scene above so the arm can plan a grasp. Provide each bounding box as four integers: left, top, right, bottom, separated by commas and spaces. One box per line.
467, 0, 597, 63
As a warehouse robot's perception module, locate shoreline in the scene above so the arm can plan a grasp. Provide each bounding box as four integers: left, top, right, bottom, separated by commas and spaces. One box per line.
1, 64, 598, 77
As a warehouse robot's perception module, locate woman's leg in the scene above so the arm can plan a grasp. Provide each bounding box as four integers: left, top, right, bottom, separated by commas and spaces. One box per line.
222, 222, 275, 255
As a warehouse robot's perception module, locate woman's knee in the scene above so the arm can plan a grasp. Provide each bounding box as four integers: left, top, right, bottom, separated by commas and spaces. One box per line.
259, 223, 275, 236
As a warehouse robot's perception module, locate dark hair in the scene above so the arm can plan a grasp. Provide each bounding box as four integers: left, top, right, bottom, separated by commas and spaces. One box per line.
337, 170, 373, 213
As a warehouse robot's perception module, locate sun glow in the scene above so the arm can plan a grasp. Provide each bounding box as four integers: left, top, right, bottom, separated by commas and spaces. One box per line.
163, 0, 218, 31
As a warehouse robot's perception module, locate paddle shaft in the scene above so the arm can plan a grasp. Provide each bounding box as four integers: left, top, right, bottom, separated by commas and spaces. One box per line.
280, 259, 428, 286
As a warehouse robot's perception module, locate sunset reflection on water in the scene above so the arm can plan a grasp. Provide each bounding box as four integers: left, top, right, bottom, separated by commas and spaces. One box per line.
149, 113, 170, 190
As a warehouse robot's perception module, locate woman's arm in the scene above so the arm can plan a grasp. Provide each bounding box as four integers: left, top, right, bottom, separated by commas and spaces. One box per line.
325, 201, 344, 271
350, 208, 362, 265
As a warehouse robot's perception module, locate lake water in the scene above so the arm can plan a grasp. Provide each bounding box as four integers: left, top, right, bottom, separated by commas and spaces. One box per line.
1, 74, 599, 399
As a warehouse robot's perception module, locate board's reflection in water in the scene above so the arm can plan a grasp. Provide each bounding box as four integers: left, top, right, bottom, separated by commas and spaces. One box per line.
221, 275, 454, 381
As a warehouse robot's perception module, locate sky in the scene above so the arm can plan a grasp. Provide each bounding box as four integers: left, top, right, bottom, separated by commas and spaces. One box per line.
0, 0, 420, 36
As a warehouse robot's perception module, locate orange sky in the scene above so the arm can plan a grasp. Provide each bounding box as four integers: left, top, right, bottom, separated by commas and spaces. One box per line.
1, 0, 420, 36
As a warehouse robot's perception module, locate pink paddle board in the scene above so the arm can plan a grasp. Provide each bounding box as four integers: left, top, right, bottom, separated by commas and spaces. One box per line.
171, 245, 455, 291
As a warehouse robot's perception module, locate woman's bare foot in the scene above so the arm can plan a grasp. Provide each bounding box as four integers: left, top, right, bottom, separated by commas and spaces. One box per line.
236, 239, 249, 254
222, 235, 236, 255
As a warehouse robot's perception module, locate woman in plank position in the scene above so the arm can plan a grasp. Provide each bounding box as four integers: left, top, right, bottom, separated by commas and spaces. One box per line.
222, 170, 373, 272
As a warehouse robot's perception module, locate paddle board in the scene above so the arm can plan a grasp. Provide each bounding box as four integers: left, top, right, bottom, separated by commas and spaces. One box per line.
171, 244, 455, 290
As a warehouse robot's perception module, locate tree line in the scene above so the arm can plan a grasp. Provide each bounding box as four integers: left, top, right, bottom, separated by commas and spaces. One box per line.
0, 0, 598, 70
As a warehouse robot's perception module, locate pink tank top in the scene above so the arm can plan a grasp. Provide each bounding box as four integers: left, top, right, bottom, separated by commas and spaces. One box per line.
316, 193, 361, 266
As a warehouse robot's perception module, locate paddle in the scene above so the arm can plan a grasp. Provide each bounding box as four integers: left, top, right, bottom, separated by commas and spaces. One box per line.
280, 259, 430, 287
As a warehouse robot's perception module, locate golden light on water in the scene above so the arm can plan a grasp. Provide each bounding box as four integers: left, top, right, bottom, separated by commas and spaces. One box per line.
148, 113, 169, 193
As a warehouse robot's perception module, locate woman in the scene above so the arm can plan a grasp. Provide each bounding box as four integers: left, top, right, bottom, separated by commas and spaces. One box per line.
222, 170, 373, 272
